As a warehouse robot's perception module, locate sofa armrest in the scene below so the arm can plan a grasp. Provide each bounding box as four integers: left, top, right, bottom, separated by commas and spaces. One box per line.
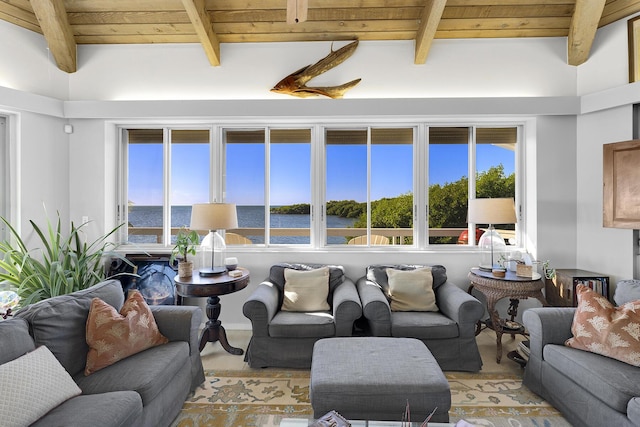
242, 280, 280, 338
436, 281, 484, 336
151, 305, 202, 354
356, 276, 391, 336
332, 278, 362, 336
627, 397, 640, 427
151, 304, 205, 390
523, 307, 575, 360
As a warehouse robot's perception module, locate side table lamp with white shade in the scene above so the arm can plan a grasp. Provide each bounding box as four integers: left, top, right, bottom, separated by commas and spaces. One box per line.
190, 203, 238, 276
467, 198, 517, 271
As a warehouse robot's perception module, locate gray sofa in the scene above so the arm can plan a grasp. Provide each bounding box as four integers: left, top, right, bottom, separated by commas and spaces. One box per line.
356, 264, 484, 372
242, 263, 362, 368
1, 279, 205, 427
523, 306, 640, 427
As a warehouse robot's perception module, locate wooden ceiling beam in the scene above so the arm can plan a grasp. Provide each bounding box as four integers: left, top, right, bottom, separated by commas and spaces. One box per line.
181, 0, 221, 66
30, 0, 77, 73
567, 0, 606, 66
414, 0, 447, 64
287, 0, 308, 24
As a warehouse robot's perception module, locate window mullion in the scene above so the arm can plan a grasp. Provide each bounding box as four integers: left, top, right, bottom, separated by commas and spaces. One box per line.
468, 127, 477, 246
312, 125, 323, 248
366, 127, 372, 244
163, 128, 171, 247
212, 125, 220, 202
118, 128, 128, 242
417, 124, 427, 249
264, 127, 271, 246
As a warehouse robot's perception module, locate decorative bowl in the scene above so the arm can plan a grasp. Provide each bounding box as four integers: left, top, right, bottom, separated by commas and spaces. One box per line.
492, 268, 507, 278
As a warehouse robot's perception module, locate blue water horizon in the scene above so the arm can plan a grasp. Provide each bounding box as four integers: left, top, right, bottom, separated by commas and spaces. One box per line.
128, 205, 355, 244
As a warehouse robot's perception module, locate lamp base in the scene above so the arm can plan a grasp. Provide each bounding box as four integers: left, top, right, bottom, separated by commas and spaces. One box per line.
199, 267, 227, 276
478, 264, 493, 272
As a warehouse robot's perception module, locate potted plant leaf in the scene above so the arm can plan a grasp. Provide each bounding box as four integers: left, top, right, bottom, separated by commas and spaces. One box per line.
0, 212, 130, 308
170, 227, 200, 278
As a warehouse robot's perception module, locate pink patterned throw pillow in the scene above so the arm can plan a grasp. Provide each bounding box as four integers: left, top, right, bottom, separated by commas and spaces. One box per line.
565, 284, 640, 366
85, 290, 168, 375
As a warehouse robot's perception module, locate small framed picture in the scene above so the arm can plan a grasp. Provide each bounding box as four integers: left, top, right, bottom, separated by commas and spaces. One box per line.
628, 16, 640, 83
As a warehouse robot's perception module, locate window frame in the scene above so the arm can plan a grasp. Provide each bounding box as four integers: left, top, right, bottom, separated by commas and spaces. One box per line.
116, 118, 525, 252
425, 124, 521, 248
117, 126, 215, 247
0, 113, 18, 241
322, 125, 417, 248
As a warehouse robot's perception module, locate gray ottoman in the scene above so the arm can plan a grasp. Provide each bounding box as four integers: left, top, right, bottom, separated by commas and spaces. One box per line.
310, 337, 451, 422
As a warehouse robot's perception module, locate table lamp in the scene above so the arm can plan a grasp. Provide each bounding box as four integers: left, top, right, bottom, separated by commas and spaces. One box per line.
190, 203, 238, 276
467, 198, 517, 271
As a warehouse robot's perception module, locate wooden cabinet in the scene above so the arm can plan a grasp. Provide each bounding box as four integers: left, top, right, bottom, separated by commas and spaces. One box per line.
545, 269, 610, 307
603, 139, 640, 228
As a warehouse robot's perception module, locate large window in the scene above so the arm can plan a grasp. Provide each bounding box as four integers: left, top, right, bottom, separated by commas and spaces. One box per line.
428, 127, 517, 245
224, 128, 312, 245
123, 128, 210, 245
325, 128, 414, 246
119, 121, 521, 250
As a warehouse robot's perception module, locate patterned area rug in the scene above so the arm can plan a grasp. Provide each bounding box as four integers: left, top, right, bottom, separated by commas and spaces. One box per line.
171, 369, 571, 427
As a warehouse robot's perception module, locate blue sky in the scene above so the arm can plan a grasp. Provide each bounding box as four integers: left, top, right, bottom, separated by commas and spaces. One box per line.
129, 142, 514, 206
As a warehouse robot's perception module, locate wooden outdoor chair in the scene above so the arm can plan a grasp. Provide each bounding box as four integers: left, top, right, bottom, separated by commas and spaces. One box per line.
347, 234, 390, 245
225, 232, 253, 245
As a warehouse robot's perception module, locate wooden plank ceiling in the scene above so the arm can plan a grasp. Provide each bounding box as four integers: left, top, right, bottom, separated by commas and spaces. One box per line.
1, 0, 640, 73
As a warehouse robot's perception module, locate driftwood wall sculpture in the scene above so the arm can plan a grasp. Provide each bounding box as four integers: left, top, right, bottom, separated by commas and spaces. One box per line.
271, 40, 361, 99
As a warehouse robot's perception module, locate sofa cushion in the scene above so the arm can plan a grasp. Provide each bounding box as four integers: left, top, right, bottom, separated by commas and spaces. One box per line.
269, 311, 335, 338
566, 284, 640, 367
366, 265, 447, 302
391, 312, 459, 339
0, 346, 82, 427
0, 318, 35, 364
269, 263, 345, 306
282, 267, 330, 312
15, 279, 125, 377
30, 391, 143, 427
75, 341, 189, 405
543, 343, 640, 414
614, 279, 640, 306
386, 267, 437, 312
85, 290, 168, 375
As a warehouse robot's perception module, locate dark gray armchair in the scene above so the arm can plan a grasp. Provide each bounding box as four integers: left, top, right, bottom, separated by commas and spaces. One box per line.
356, 264, 484, 372
242, 263, 362, 368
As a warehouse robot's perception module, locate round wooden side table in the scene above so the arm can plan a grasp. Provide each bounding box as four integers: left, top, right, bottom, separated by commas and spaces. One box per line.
468, 267, 548, 363
175, 267, 250, 355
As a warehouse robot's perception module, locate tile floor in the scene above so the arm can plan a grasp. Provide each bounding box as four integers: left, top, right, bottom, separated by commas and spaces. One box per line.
200, 327, 525, 376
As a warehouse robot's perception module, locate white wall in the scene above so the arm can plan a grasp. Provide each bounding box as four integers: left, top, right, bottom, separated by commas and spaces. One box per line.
15, 111, 69, 244
577, 14, 638, 96
535, 115, 578, 268
67, 38, 577, 101
0, 21, 69, 100
68, 119, 116, 237
576, 106, 636, 284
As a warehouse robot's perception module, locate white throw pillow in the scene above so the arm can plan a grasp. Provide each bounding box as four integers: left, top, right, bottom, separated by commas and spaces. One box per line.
387, 267, 438, 311
281, 267, 331, 312
0, 346, 82, 427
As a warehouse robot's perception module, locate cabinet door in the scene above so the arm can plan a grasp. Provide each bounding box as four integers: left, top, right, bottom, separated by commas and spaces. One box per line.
603, 139, 640, 228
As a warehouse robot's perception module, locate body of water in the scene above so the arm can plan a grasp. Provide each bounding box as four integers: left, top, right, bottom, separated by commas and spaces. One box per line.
128, 205, 356, 244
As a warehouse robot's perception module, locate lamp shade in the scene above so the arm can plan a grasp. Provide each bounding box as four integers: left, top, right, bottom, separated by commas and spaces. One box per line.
190, 203, 238, 231
468, 198, 517, 225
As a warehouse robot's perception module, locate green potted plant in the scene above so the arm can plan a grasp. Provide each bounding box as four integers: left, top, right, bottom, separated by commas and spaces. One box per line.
0, 212, 129, 308
171, 227, 200, 278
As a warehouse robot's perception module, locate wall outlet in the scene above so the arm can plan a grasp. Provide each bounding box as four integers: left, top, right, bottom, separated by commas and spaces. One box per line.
82, 216, 89, 224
